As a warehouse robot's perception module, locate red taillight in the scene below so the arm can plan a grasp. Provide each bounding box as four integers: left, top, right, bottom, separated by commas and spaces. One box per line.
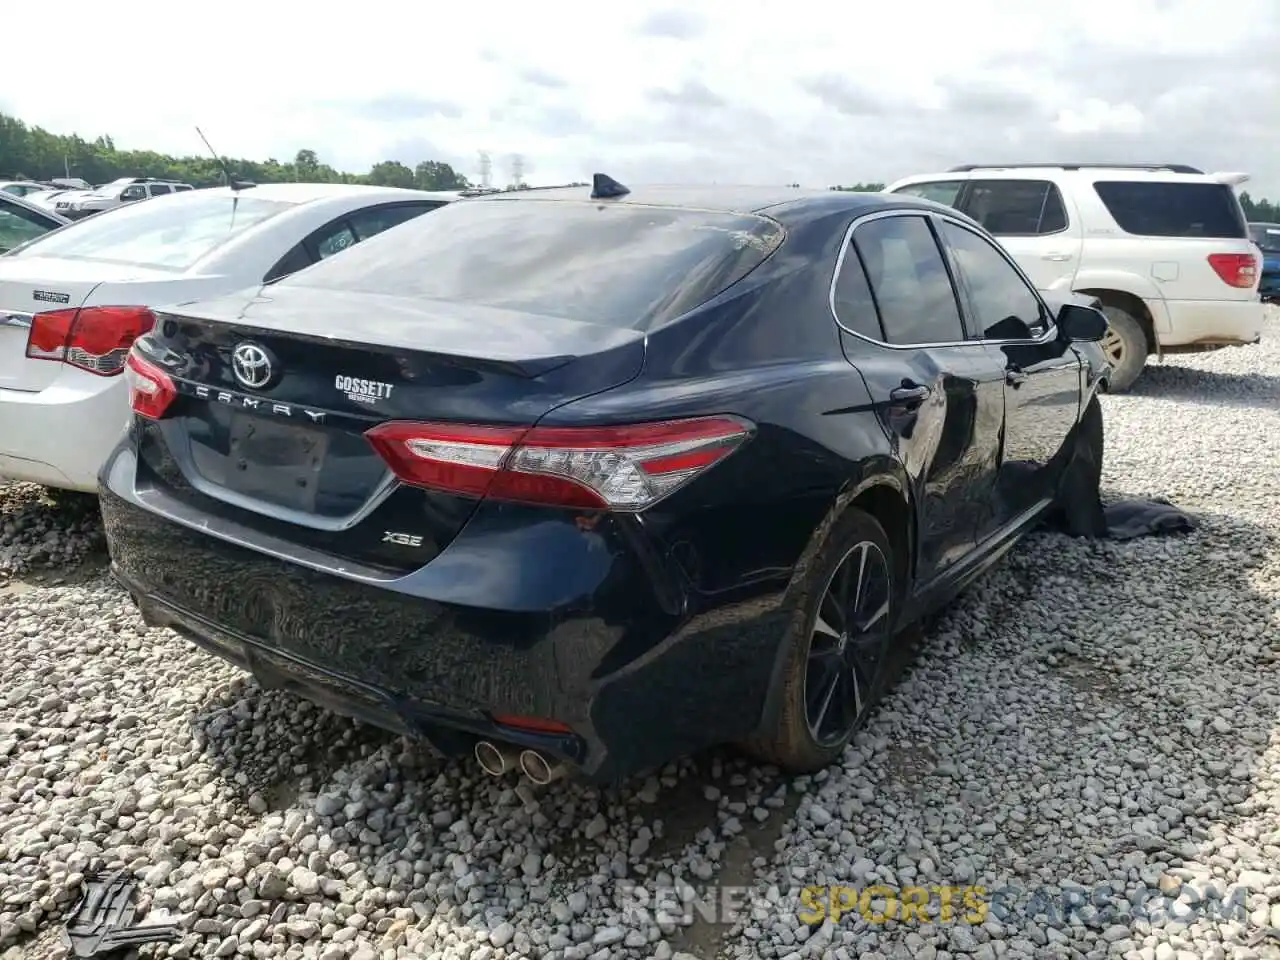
491, 714, 574, 734
123, 348, 177, 420
25, 305, 157, 376
364, 415, 754, 511
1207, 253, 1258, 289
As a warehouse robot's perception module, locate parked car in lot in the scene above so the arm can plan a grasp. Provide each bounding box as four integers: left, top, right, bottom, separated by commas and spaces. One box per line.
100, 180, 1111, 784
0, 191, 68, 253
1249, 222, 1280, 302
0, 180, 53, 199
23, 188, 87, 212
58, 177, 196, 220
0, 182, 459, 491
884, 163, 1263, 391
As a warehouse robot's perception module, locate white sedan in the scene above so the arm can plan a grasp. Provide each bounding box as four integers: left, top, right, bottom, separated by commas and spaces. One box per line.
0, 182, 458, 492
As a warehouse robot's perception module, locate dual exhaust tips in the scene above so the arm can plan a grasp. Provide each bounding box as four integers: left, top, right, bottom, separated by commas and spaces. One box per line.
474, 740, 565, 785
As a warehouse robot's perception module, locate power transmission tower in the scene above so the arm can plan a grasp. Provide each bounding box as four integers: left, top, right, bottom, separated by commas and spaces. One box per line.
478, 151, 492, 190
510, 154, 525, 189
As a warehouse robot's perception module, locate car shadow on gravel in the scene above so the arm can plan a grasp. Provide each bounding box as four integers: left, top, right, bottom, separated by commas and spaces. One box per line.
844, 498, 1280, 957
1129, 364, 1280, 409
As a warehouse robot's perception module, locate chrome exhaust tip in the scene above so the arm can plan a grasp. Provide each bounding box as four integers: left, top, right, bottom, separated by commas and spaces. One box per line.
474, 740, 516, 777
519, 749, 565, 785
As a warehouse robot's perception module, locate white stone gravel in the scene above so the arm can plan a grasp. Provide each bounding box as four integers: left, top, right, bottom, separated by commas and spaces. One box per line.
3, 310, 1280, 960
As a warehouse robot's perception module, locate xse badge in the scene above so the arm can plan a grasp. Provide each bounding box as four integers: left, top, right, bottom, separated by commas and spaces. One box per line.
336, 375, 394, 405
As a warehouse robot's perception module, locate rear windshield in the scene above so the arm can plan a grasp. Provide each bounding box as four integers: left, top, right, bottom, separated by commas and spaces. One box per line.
1249, 223, 1280, 252
12, 194, 293, 270
1092, 181, 1247, 239
279, 197, 785, 330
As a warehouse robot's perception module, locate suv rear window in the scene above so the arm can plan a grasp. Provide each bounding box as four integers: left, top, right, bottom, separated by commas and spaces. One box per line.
1249, 223, 1280, 252
13, 194, 293, 270
280, 198, 785, 330
1093, 181, 1246, 239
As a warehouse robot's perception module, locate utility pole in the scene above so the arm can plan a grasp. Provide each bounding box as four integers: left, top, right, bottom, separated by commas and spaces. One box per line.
510, 154, 525, 189
478, 151, 492, 190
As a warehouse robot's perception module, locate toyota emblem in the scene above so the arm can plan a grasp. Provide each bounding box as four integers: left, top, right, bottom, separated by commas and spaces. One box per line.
231, 342, 275, 390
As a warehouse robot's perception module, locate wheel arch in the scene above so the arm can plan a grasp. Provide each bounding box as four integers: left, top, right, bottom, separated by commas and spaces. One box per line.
754, 462, 915, 745
780, 460, 915, 616
1075, 286, 1159, 355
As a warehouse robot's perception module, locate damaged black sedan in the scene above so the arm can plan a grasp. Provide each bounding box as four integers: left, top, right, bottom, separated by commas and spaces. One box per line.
99, 177, 1111, 784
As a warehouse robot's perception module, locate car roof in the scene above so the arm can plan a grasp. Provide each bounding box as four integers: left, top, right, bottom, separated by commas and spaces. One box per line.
467, 182, 888, 217
190, 182, 461, 205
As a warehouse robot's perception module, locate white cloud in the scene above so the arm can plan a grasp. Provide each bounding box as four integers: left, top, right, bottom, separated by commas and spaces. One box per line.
6, 0, 1279, 196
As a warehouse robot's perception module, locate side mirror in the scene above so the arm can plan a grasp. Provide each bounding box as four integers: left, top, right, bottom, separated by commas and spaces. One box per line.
1057, 302, 1108, 342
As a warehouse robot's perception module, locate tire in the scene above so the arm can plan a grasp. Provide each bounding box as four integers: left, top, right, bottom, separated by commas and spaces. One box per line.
1051, 394, 1106, 538
743, 507, 900, 772
1098, 305, 1148, 392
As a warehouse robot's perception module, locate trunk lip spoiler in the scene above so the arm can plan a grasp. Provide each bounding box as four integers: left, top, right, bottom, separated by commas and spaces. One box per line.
153, 311, 589, 379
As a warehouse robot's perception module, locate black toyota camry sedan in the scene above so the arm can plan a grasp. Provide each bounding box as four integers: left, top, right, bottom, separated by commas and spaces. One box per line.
99, 176, 1110, 784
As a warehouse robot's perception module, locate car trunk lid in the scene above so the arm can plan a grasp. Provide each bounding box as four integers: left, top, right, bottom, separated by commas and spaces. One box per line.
132, 285, 647, 571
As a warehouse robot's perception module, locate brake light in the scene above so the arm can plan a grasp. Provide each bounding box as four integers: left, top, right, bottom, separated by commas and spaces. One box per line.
123, 348, 177, 420
365, 415, 754, 510
1207, 253, 1258, 289
25, 305, 157, 376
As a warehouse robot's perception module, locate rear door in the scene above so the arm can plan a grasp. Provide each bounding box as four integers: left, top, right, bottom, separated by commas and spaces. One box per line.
936, 216, 1082, 523
833, 211, 1007, 582
955, 178, 1082, 292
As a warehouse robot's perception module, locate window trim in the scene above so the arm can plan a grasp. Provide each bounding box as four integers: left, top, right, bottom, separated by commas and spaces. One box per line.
828, 209, 1060, 350
955, 178, 1071, 238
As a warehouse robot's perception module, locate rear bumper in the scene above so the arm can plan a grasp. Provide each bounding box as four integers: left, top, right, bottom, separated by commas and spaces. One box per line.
1158, 298, 1264, 348
0, 373, 129, 491
99, 444, 792, 783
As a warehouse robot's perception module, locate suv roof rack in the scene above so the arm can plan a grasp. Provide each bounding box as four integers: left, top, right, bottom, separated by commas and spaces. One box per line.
947, 162, 1205, 175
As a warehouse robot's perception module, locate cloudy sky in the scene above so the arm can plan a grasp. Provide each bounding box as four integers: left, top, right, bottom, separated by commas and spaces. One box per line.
6, 0, 1279, 196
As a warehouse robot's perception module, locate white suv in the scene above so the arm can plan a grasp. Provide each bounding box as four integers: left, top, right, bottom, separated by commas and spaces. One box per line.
883, 163, 1264, 390
59, 178, 195, 220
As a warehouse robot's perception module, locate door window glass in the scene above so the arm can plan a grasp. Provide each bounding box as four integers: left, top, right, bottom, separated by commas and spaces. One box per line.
852, 215, 965, 344
941, 221, 1047, 339
962, 180, 1068, 236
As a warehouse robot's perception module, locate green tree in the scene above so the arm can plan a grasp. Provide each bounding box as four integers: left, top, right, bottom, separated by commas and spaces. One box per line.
0, 112, 469, 191
414, 160, 468, 191
365, 160, 415, 188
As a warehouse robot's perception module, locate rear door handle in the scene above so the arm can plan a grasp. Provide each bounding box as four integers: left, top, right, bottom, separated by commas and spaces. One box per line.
889, 383, 931, 404
1006, 366, 1028, 387
1042, 252, 1073, 262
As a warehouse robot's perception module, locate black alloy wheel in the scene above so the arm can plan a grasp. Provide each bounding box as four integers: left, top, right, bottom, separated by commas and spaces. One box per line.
804, 538, 893, 746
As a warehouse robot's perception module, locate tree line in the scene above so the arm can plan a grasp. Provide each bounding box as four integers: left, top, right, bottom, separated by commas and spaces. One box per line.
0, 113, 472, 191
3, 113, 1279, 218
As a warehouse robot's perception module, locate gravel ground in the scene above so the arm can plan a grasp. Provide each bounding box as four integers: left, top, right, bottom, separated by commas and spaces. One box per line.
3, 310, 1280, 960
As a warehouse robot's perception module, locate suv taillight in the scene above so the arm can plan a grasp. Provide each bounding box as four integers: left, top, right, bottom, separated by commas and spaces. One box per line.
25, 305, 157, 376
1207, 253, 1258, 289
364, 416, 755, 511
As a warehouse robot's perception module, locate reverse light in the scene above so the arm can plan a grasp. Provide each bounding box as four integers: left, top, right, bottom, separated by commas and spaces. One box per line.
123, 348, 177, 420
365, 415, 755, 511
1207, 253, 1258, 289
26, 305, 157, 376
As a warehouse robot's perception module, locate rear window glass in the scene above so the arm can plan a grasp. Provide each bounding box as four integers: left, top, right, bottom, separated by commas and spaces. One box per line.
12, 194, 293, 270
1249, 223, 1280, 252
279, 198, 785, 330
1092, 181, 1246, 239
